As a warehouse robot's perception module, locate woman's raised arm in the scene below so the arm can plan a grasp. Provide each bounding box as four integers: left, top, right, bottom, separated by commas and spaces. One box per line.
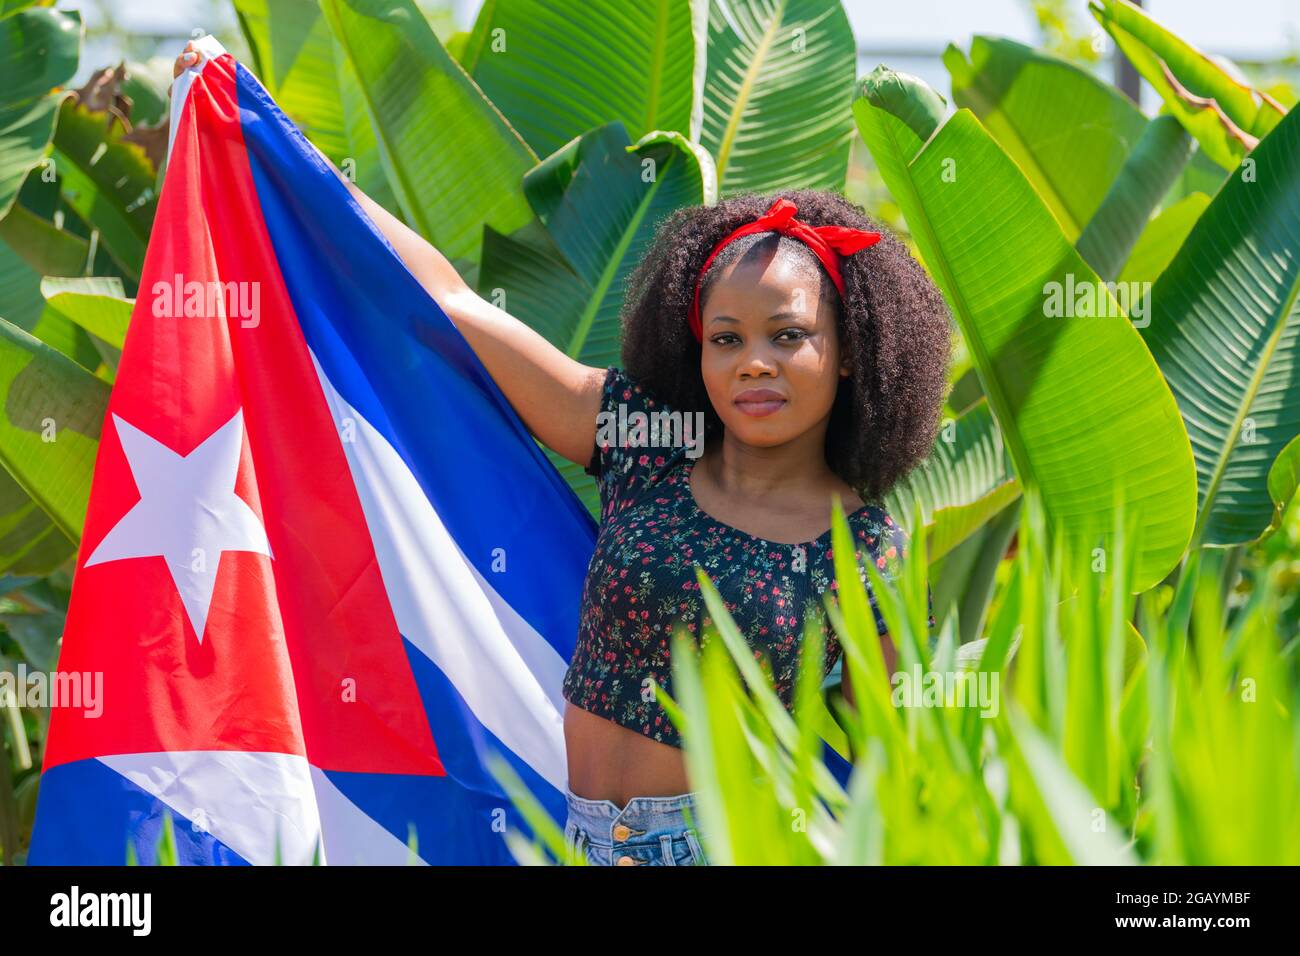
172, 42, 608, 470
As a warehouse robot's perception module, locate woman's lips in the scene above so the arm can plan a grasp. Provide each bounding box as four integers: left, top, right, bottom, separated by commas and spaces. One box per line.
733, 389, 787, 418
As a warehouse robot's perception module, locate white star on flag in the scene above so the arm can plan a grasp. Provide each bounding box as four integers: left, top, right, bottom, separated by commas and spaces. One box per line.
85, 408, 273, 644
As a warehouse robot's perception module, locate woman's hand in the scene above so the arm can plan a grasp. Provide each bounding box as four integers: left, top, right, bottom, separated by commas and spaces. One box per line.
172, 40, 202, 82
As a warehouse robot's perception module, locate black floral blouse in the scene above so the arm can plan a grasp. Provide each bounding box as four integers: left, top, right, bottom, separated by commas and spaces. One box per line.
561, 367, 935, 749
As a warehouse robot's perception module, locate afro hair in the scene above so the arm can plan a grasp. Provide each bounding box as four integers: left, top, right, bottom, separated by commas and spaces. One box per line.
619, 187, 953, 505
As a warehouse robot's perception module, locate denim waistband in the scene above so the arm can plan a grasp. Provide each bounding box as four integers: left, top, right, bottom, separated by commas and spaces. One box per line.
564, 787, 700, 845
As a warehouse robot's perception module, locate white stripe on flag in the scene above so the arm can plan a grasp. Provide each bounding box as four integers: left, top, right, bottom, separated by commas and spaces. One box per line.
308, 351, 571, 793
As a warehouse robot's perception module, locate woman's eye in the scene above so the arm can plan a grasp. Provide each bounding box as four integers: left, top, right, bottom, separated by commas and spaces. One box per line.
776, 328, 808, 342
710, 333, 739, 345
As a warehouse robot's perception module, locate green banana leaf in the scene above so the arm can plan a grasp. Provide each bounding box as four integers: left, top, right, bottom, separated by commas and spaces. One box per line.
1117, 192, 1210, 288
1090, 0, 1286, 170
1265, 433, 1300, 541
702, 0, 856, 196
40, 275, 131, 349
854, 66, 1196, 591
320, 0, 538, 283
0, 199, 89, 331
1140, 104, 1300, 547
0, 5, 79, 217
479, 123, 716, 516
0, 315, 109, 541
233, 0, 398, 214
945, 35, 1147, 241
930, 499, 1019, 645
50, 97, 158, 282
464, 0, 707, 160
883, 398, 1020, 564
0, 198, 103, 371
1075, 114, 1191, 281
0, 466, 75, 575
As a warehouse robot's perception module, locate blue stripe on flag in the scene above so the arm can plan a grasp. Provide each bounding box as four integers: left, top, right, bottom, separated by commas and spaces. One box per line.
27, 758, 250, 866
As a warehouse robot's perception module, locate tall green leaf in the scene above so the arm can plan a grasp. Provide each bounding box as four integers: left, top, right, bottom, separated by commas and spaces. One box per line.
883, 398, 1020, 564
1140, 105, 1300, 547
1117, 192, 1209, 289
465, 0, 708, 159
0, 6, 79, 217
320, 0, 538, 281
945, 35, 1147, 240
1090, 0, 1286, 170
233, 0, 397, 213
50, 97, 158, 282
701, 0, 855, 196
0, 315, 109, 540
1075, 114, 1192, 281
854, 67, 1196, 591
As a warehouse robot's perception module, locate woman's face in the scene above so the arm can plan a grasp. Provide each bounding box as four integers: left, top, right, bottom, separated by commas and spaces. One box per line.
698, 247, 848, 449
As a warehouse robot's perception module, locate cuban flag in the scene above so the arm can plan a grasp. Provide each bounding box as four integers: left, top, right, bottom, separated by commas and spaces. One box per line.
27, 37, 598, 865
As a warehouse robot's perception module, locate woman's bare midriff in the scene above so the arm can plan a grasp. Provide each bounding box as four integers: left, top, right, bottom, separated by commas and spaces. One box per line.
564, 702, 693, 809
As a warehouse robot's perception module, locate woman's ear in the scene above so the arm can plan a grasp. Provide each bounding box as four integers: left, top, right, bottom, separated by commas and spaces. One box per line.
839, 356, 852, 379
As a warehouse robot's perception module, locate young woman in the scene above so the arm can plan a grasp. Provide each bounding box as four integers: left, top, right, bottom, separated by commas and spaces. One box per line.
173, 42, 952, 868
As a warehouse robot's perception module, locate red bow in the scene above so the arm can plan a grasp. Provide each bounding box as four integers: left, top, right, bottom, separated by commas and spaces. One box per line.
687, 198, 881, 342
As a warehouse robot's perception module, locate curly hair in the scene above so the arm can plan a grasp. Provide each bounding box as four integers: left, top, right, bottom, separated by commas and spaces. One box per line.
620, 188, 953, 504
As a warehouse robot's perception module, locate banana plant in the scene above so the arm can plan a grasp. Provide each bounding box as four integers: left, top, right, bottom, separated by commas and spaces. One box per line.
1090, 0, 1286, 170
854, 66, 1197, 592
233, 0, 398, 213
945, 36, 1195, 282
319, 0, 538, 286
461, 0, 708, 161
700, 0, 857, 196
1139, 103, 1300, 548
0, 4, 79, 218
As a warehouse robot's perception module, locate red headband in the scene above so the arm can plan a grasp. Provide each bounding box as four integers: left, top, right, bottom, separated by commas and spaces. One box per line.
687, 197, 882, 342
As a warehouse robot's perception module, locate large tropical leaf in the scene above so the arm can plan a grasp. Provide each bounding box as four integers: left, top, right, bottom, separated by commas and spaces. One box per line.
0, 197, 90, 329
1090, 0, 1286, 170
854, 67, 1196, 591
1266, 434, 1300, 542
50, 96, 158, 282
1140, 104, 1300, 547
701, 0, 856, 196
479, 123, 716, 516
0, 466, 74, 575
1074, 114, 1191, 281
320, 0, 538, 282
233, 0, 397, 213
1117, 192, 1210, 289
0, 315, 109, 541
464, 0, 707, 160
40, 275, 131, 350
883, 398, 1020, 564
944, 35, 1147, 241
0, 5, 79, 218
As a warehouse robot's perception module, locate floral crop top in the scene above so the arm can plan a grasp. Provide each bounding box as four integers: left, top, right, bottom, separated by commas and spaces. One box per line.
561, 367, 935, 749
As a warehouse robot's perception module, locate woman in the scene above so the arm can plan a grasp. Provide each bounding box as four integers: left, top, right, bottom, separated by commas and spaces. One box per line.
173, 43, 951, 867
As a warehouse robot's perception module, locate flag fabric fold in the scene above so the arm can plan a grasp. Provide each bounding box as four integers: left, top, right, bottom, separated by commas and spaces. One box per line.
28, 37, 597, 865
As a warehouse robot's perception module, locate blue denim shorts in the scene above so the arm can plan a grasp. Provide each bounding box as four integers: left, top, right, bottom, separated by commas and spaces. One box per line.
564, 786, 709, 866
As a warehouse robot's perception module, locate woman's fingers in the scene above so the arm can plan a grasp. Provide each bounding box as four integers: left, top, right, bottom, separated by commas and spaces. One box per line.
172, 41, 201, 79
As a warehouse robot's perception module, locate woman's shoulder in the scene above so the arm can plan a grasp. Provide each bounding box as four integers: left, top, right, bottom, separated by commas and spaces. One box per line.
585, 367, 692, 508
594, 366, 675, 417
